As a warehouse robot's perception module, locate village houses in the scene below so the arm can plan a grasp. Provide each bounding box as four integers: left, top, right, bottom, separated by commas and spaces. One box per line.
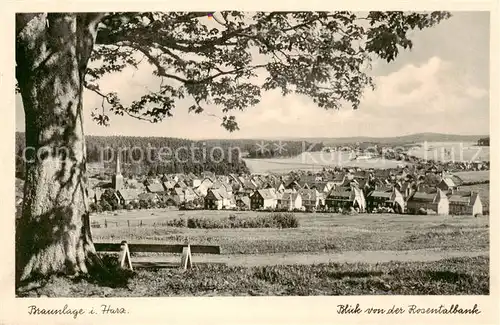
86, 153, 485, 217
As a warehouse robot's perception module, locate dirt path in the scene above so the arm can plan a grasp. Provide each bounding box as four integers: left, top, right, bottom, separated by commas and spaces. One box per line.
130, 249, 488, 268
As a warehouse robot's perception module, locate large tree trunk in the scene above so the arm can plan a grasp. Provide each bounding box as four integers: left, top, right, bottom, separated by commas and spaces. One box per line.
16, 13, 104, 284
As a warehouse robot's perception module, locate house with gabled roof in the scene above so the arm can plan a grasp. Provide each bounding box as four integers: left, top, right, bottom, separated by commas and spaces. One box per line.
298, 188, 323, 211
195, 177, 215, 196
407, 188, 449, 215
228, 173, 242, 186
298, 180, 311, 189
138, 192, 159, 204
394, 181, 413, 200
309, 182, 332, 193
277, 192, 303, 211
250, 188, 278, 210
241, 179, 258, 193
146, 182, 165, 194
117, 188, 141, 206
174, 180, 188, 189
238, 176, 247, 185
162, 180, 176, 191
172, 187, 197, 204
285, 180, 301, 191
448, 191, 483, 215
437, 176, 459, 193
326, 185, 366, 212
235, 195, 251, 210
366, 187, 405, 213
205, 188, 234, 210
190, 177, 202, 188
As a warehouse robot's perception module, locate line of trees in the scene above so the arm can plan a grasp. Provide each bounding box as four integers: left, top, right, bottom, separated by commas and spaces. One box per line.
15, 132, 250, 178
245, 141, 325, 158
477, 137, 489, 146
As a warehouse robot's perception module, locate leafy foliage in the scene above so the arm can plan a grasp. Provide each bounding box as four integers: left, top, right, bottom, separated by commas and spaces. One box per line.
83, 11, 450, 131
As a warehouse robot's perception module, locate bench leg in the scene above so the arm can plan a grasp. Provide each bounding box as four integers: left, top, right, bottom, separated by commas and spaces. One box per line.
118, 241, 133, 271
180, 245, 192, 270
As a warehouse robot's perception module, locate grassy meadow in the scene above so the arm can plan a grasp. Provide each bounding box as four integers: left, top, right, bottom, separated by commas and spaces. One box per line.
454, 170, 490, 183
91, 210, 489, 255
17, 209, 490, 297
22, 256, 489, 297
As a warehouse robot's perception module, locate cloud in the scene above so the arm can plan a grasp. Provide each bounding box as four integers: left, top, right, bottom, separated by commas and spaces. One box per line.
225, 55, 489, 138
360, 56, 488, 117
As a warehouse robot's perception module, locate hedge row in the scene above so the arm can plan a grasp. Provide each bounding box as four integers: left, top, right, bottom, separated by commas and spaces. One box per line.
154, 212, 300, 229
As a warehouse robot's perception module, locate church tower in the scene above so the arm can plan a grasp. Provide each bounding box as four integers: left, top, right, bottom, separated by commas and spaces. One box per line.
112, 152, 124, 191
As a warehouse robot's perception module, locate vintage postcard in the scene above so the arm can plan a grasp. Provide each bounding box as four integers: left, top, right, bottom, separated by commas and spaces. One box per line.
1, 0, 499, 324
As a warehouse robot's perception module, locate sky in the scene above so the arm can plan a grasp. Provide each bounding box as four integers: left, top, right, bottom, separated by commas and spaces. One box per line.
15, 11, 490, 140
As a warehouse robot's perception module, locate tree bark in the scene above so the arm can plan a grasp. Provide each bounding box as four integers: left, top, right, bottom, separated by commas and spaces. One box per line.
16, 13, 104, 284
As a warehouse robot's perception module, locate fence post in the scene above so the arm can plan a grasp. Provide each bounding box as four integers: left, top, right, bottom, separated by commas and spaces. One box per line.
128, 220, 130, 228
140, 220, 143, 227
105, 219, 107, 228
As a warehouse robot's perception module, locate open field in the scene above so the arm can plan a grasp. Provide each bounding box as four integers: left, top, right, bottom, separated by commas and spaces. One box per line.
243, 141, 489, 173
20, 256, 489, 297
454, 170, 490, 183
243, 152, 407, 173
19, 202, 490, 297
407, 142, 489, 162
91, 210, 489, 256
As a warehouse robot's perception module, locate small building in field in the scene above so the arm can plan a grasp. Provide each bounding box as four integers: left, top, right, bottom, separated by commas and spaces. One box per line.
448, 191, 483, 215
406, 189, 449, 215
277, 192, 303, 211
250, 188, 278, 210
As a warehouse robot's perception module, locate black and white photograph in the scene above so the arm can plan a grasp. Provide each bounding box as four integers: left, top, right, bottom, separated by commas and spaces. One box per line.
3, 3, 499, 324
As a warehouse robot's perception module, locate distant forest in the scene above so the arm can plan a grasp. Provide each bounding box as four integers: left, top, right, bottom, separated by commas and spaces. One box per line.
477, 137, 489, 146
15, 132, 249, 178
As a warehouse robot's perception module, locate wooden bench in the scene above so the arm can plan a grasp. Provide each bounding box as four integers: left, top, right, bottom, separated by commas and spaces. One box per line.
94, 241, 221, 271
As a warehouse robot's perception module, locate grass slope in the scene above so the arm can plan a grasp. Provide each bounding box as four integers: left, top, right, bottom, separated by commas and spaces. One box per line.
92, 212, 489, 254
19, 256, 489, 297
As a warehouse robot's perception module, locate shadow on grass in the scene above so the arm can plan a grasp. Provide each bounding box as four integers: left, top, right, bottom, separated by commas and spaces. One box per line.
16, 255, 136, 297
82, 254, 135, 288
